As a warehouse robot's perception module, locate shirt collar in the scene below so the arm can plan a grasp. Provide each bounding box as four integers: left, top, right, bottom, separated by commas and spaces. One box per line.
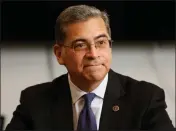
68, 73, 108, 104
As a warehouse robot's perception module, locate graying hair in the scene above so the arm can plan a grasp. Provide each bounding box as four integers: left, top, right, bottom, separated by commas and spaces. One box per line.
55, 5, 111, 43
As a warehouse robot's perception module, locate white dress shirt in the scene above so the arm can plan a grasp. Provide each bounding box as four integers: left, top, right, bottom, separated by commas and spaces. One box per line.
68, 73, 108, 130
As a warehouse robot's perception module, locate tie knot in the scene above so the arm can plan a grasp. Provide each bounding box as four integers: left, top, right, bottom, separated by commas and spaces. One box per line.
83, 93, 96, 107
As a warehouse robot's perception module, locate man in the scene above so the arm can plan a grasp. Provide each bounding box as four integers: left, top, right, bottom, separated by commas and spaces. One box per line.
6, 5, 174, 130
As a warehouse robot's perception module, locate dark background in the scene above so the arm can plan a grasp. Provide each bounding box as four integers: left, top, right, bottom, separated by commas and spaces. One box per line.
1, 1, 175, 43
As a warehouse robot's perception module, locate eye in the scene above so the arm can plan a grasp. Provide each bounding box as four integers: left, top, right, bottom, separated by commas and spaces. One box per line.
96, 39, 107, 46
74, 43, 87, 50
99, 40, 106, 44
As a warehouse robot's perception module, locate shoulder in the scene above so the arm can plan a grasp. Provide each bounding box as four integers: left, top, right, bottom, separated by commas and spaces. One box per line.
20, 73, 68, 101
110, 69, 164, 98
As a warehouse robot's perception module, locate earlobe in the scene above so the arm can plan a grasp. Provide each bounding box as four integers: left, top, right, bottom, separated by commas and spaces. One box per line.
53, 44, 65, 65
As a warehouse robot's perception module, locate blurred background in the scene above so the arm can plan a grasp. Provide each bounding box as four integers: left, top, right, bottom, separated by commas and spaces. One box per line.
1, 1, 175, 129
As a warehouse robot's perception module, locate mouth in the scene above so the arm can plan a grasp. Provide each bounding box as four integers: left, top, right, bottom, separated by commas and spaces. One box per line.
84, 64, 102, 68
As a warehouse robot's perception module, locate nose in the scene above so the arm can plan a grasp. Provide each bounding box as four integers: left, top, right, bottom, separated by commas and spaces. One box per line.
85, 44, 99, 59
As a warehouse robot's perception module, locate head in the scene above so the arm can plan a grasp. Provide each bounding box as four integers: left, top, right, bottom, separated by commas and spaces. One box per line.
54, 5, 112, 84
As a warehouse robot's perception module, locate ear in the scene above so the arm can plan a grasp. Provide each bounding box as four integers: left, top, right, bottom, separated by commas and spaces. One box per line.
53, 43, 65, 65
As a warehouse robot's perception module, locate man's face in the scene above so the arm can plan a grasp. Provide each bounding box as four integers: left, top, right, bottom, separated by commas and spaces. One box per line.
54, 17, 112, 82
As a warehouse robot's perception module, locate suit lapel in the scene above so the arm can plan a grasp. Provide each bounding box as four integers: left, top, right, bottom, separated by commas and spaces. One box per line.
48, 69, 126, 130
49, 74, 74, 130
99, 69, 126, 130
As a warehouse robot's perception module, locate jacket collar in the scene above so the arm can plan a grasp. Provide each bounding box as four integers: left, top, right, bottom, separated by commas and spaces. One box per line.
49, 69, 125, 130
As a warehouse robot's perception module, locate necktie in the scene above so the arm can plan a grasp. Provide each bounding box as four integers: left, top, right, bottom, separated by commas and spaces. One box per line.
77, 93, 97, 131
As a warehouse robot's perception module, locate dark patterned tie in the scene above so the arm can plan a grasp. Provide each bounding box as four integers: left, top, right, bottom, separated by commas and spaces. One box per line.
77, 93, 97, 131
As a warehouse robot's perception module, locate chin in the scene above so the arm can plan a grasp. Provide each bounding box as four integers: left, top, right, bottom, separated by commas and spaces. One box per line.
83, 70, 107, 81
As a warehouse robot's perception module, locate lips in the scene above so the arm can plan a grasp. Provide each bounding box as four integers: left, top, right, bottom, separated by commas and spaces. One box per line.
84, 64, 102, 67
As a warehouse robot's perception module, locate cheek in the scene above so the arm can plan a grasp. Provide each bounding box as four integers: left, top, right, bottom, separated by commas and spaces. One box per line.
64, 53, 84, 70
103, 50, 112, 64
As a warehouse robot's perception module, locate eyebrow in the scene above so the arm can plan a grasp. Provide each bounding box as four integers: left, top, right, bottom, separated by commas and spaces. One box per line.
94, 34, 109, 40
70, 34, 109, 45
71, 39, 87, 45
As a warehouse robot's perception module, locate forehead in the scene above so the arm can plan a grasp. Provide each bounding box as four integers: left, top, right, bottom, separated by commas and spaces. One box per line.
64, 17, 109, 42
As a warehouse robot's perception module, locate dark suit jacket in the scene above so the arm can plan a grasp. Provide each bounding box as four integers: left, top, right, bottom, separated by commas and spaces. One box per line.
6, 69, 174, 130
0, 116, 4, 130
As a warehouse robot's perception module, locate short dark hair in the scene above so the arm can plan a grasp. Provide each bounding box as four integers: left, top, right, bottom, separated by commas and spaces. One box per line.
55, 5, 111, 43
